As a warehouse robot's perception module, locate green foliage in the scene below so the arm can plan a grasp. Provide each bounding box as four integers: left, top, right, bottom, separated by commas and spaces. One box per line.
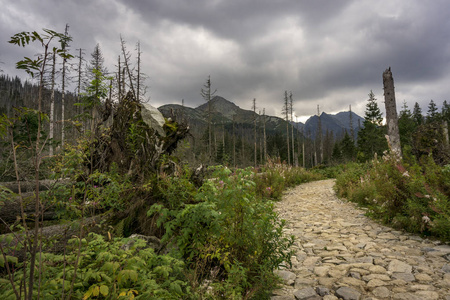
0, 233, 193, 299
47, 141, 132, 218
79, 68, 113, 111
8, 29, 73, 78
412, 102, 424, 126
357, 91, 388, 161
426, 99, 440, 123
254, 159, 324, 200
398, 101, 417, 149
335, 153, 450, 241
332, 131, 356, 163
0, 108, 52, 180
148, 165, 295, 298
412, 122, 450, 165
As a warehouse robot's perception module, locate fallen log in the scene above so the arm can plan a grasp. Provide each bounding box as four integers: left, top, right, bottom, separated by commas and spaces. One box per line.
0, 214, 110, 262
0, 179, 69, 194
0, 192, 60, 226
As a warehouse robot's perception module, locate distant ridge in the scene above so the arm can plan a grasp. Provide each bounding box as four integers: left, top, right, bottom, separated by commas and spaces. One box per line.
158, 95, 363, 139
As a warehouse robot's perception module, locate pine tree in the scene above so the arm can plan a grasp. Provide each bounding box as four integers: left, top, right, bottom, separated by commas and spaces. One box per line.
357, 90, 388, 160
442, 100, 450, 123
87, 44, 107, 133
398, 101, 416, 149
412, 102, 424, 125
340, 131, 356, 161
426, 99, 440, 123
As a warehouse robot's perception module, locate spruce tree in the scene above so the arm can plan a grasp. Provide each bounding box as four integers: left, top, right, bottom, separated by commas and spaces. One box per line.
426, 99, 440, 123
340, 131, 356, 161
398, 101, 416, 149
412, 102, 424, 125
357, 90, 387, 160
442, 100, 450, 123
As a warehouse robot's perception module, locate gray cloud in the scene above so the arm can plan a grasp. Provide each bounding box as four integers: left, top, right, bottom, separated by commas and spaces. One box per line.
1, 0, 450, 121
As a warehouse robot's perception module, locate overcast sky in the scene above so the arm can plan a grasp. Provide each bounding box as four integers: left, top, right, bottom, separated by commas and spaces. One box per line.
1, 0, 449, 122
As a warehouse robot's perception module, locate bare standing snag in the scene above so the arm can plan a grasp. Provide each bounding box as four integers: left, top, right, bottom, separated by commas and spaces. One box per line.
383, 67, 402, 158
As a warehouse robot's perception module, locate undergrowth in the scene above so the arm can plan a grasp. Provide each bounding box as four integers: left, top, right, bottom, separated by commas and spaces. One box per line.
148, 166, 296, 299
1, 162, 326, 299
335, 151, 450, 241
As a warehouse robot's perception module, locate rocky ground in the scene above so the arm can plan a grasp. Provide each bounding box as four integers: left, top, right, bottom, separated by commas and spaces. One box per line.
272, 179, 450, 300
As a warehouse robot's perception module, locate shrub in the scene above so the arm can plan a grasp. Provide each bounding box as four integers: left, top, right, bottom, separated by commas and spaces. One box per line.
255, 159, 324, 200
0, 233, 193, 299
148, 166, 294, 298
335, 152, 450, 241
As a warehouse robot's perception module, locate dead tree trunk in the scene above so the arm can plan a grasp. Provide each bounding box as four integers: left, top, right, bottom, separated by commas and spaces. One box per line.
383, 67, 402, 158
0, 215, 106, 261
443, 121, 449, 148
0, 192, 59, 225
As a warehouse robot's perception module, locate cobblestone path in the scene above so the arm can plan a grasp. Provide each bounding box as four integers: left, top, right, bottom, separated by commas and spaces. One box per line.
272, 179, 450, 300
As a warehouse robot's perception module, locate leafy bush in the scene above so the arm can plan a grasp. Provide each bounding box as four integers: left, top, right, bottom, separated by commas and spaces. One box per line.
255, 159, 324, 200
0, 233, 193, 299
335, 152, 450, 241
148, 166, 295, 298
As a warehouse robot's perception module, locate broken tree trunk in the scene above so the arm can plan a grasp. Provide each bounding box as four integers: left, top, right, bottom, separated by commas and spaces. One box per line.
383, 67, 402, 159
0, 215, 108, 262
0, 179, 68, 194
0, 192, 59, 225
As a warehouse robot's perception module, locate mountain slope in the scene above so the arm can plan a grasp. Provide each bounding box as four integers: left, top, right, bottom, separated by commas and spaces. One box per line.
158, 96, 363, 140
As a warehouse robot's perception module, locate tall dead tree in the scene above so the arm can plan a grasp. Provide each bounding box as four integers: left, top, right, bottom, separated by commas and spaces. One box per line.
382, 67, 402, 158
296, 116, 301, 167
135, 41, 148, 103
252, 98, 257, 168
289, 92, 296, 166
136, 41, 141, 102
258, 111, 263, 164
302, 126, 305, 168
120, 35, 136, 98
201, 76, 216, 163
49, 49, 56, 156
232, 115, 236, 167
349, 104, 355, 142
317, 105, 323, 164
263, 108, 267, 163
76, 48, 85, 135
61, 24, 70, 148
283, 91, 290, 165
117, 55, 122, 100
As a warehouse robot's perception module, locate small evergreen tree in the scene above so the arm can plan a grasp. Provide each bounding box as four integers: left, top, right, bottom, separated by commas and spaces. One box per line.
340, 131, 356, 161
412, 102, 424, 125
426, 99, 440, 123
357, 90, 387, 160
398, 101, 416, 149
442, 100, 450, 123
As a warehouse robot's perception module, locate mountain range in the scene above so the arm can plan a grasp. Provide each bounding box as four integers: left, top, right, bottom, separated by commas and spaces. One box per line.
158, 96, 364, 140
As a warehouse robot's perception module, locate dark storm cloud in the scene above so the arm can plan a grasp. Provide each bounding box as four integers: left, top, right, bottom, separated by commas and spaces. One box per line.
1, 0, 450, 120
